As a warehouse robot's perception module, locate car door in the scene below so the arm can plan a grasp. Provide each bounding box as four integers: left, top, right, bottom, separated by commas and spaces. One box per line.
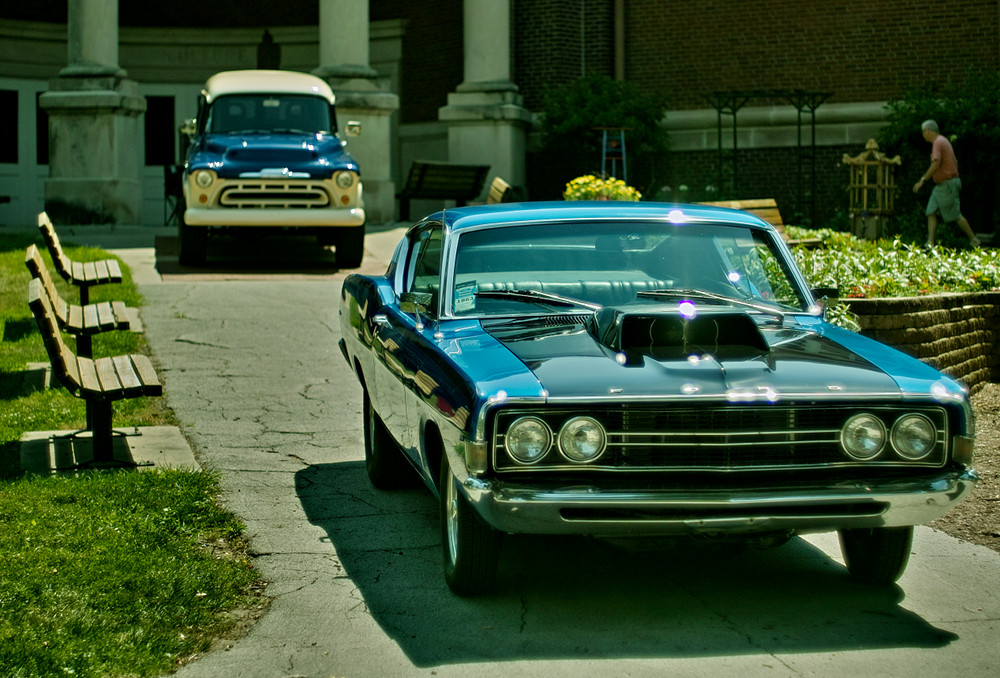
371, 223, 444, 452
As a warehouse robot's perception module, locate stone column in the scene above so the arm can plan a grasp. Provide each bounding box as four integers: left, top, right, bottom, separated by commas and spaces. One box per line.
439, 0, 531, 195
39, 0, 146, 224
314, 0, 399, 224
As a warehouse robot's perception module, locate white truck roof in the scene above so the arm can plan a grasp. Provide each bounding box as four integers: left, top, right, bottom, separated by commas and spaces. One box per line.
203, 70, 336, 105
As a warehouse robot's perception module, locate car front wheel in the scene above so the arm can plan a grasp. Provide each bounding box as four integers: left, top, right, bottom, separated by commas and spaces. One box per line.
838, 526, 914, 584
363, 390, 414, 489
440, 456, 500, 595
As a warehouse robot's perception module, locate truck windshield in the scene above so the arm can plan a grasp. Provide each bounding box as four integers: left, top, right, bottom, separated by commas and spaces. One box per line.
206, 95, 332, 135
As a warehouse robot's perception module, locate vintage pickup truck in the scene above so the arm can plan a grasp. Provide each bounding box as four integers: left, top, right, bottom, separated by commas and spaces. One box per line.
180, 69, 365, 266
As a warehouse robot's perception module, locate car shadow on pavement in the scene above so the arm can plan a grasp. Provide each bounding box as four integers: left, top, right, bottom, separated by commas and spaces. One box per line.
152, 233, 387, 279
295, 462, 957, 668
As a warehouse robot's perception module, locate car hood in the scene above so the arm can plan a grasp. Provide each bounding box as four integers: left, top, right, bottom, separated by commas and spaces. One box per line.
479, 308, 914, 400
186, 132, 359, 179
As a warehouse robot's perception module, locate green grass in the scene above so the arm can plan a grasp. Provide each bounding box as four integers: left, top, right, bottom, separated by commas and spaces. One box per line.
0, 470, 263, 677
0, 233, 264, 677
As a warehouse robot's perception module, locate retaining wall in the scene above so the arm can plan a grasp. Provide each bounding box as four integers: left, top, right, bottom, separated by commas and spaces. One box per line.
845, 292, 1000, 394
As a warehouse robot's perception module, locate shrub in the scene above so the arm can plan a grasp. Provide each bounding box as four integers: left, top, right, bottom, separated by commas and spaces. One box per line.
563, 175, 642, 201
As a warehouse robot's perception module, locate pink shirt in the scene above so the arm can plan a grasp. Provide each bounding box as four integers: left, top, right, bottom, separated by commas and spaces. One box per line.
931, 134, 959, 183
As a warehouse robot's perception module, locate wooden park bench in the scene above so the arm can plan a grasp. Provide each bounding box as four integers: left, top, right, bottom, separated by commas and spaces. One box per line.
27, 277, 162, 465
698, 198, 822, 248
25, 244, 134, 358
37, 211, 123, 304
396, 160, 490, 220
486, 176, 513, 204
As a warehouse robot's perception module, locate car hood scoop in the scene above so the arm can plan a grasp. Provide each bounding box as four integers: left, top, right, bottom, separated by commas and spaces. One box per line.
592, 306, 769, 362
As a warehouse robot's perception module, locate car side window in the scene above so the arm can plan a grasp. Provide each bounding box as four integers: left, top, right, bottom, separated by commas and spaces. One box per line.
404, 226, 444, 307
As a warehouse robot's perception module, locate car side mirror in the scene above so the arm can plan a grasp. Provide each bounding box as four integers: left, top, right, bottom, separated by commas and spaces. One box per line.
345, 120, 362, 138
401, 292, 434, 330
811, 287, 839, 299
180, 118, 197, 139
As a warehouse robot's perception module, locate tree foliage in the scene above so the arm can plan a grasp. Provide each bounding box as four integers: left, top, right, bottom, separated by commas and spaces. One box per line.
536, 74, 669, 198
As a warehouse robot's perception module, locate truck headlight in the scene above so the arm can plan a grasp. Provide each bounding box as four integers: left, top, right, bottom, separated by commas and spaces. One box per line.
335, 172, 355, 189
840, 413, 886, 460
557, 416, 607, 463
193, 170, 214, 188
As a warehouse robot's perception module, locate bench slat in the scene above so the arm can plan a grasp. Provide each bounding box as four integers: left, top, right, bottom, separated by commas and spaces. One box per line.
83, 302, 99, 330
95, 301, 115, 328
111, 301, 131, 327
130, 355, 162, 394
77, 355, 102, 394
68, 304, 84, 330
111, 355, 143, 397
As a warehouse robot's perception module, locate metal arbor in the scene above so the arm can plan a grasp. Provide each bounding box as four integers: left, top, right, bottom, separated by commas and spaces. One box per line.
705, 89, 832, 225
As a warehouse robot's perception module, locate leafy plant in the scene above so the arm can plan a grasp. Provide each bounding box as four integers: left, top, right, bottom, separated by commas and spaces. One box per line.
563, 174, 642, 201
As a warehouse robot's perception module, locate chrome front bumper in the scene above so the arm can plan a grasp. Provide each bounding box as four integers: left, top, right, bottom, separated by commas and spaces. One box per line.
183, 206, 365, 227
462, 470, 979, 536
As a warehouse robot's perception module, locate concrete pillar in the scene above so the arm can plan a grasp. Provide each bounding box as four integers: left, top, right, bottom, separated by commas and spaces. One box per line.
315, 0, 399, 224
439, 0, 530, 195
40, 0, 145, 224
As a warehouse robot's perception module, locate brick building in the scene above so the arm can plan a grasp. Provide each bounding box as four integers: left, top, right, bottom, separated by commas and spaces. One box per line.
1, 0, 997, 230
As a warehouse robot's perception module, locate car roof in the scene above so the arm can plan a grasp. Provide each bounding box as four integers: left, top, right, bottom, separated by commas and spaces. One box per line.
203, 70, 336, 104
423, 201, 775, 232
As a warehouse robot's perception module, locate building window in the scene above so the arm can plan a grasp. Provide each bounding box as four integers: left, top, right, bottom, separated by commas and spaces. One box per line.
0, 90, 18, 163
145, 96, 176, 166
36, 92, 48, 165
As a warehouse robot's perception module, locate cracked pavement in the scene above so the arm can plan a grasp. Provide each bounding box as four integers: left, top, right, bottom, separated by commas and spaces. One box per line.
101, 232, 1000, 678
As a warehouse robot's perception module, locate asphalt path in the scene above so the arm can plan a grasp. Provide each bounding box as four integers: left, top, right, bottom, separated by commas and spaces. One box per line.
97, 228, 1000, 678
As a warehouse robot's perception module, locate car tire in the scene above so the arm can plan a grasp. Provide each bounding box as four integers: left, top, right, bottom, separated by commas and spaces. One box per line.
838, 526, 913, 585
440, 455, 501, 596
363, 390, 415, 489
335, 225, 365, 269
179, 219, 207, 266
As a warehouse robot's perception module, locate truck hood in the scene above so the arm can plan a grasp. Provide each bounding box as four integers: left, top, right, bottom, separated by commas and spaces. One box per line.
186, 132, 359, 179
480, 307, 907, 400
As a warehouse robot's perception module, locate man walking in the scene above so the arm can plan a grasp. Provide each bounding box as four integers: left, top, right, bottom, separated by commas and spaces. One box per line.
913, 119, 980, 247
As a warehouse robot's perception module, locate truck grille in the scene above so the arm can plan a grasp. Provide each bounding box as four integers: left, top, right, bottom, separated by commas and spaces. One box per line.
492, 404, 949, 472
218, 181, 330, 209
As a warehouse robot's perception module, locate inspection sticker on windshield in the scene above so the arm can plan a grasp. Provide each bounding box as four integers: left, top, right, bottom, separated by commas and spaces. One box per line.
454, 281, 477, 313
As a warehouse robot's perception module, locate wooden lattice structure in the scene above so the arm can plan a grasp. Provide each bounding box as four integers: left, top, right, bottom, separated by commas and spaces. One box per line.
842, 139, 901, 239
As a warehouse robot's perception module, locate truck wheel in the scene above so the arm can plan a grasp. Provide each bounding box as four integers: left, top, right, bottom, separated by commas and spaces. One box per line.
179, 220, 207, 266
363, 390, 415, 489
335, 225, 365, 269
440, 455, 501, 595
838, 526, 913, 584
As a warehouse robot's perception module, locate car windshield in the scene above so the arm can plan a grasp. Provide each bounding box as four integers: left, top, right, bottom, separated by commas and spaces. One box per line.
450, 220, 809, 317
206, 94, 331, 135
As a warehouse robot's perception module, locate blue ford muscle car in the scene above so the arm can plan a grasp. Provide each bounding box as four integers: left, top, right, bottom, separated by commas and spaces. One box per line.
338, 202, 977, 595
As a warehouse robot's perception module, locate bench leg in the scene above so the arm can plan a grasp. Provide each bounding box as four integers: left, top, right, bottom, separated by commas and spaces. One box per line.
88, 400, 114, 464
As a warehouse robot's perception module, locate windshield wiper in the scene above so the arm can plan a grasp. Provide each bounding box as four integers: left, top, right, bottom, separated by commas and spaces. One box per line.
636, 287, 787, 319
476, 288, 601, 311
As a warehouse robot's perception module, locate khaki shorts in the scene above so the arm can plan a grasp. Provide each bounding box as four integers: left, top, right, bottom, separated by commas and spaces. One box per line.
926, 177, 963, 222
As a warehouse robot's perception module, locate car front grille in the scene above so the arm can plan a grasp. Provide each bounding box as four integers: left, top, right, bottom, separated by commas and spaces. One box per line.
492, 404, 949, 472
218, 181, 330, 209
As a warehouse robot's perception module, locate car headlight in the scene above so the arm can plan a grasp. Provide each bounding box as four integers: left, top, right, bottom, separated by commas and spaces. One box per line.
335, 172, 355, 189
504, 416, 551, 464
891, 414, 936, 460
193, 170, 214, 189
557, 416, 607, 463
840, 413, 886, 460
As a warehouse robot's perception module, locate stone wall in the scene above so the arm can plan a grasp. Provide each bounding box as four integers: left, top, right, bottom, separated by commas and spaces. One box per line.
845, 292, 1000, 394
